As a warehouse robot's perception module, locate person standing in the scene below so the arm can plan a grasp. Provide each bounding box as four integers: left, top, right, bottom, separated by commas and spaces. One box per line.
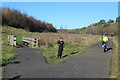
57, 38, 64, 59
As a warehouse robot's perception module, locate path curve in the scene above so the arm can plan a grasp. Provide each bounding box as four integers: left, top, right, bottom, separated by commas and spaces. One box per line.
3, 40, 113, 78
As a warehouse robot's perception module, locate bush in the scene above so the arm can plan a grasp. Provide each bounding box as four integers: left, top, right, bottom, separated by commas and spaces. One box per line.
103, 23, 110, 27
48, 43, 54, 48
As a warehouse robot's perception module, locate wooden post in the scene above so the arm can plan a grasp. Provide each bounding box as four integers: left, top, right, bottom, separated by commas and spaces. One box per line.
8, 35, 17, 47
10, 36, 13, 46
11, 36, 13, 46
36, 38, 38, 47
8, 35, 10, 45
34, 38, 38, 47
31, 38, 33, 46
13, 36, 16, 46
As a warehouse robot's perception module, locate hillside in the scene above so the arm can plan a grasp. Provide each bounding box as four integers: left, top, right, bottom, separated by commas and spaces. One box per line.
80, 22, 118, 35
68, 20, 118, 35
2, 8, 57, 32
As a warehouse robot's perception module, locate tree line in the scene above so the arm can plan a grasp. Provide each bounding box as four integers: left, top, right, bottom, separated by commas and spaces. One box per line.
2, 8, 57, 32
68, 18, 119, 35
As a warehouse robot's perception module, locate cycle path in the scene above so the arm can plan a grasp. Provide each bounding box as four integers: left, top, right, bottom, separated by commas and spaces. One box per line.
3, 40, 113, 78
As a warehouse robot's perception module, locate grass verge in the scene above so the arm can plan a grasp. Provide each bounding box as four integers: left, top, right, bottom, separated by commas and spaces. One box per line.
110, 37, 118, 78
1, 34, 16, 65
38, 42, 100, 65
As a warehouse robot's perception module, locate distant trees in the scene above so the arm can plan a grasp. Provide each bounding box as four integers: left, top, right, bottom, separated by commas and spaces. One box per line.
94, 19, 114, 27
69, 18, 117, 35
107, 19, 114, 23
96, 19, 114, 27
94, 23, 98, 26
2, 8, 57, 32
103, 23, 110, 27
98, 20, 106, 25
115, 16, 120, 22
81, 27, 86, 29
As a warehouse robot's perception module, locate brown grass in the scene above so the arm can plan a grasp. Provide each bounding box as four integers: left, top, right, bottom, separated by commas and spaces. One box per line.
3, 26, 100, 46
32, 33, 101, 46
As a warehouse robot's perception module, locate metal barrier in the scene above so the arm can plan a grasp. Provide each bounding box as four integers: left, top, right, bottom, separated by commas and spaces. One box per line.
8, 35, 17, 47
22, 37, 38, 47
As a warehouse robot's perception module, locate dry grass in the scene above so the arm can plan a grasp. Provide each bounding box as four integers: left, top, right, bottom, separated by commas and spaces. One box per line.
110, 37, 118, 78
33, 33, 101, 46
3, 26, 100, 46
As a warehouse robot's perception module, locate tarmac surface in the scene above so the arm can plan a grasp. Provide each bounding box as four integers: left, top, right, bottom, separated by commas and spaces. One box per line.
3, 40, 113, 78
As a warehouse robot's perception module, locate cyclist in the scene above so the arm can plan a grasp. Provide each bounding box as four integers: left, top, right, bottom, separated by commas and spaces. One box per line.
101, 34, 109, 51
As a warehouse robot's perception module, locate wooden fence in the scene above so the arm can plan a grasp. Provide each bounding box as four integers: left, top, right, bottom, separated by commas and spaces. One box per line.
8, 35, 17, 47
22, 37, 39, 47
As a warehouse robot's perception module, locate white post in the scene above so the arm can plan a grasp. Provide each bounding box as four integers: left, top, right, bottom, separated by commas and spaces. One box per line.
32, 38, 35, 47
10, 36, 12, 46
13, 36, 16, 46
8, 35, 16, 47
35, 38, 38, 47
12, 36, 14, 47
8, 35, 10, 45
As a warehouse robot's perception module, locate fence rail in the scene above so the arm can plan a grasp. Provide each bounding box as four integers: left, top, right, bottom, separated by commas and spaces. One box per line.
22, 37, 39, 47
8, 35, 39, 47
8, 35, 16, 47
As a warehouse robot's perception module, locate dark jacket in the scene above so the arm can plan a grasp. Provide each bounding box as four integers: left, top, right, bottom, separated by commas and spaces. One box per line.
57, 40, 64, 51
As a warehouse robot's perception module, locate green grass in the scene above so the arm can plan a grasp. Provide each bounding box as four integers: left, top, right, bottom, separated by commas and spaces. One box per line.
110, 37, 118, 78
2, 45, 16, 65
38, 43, 96, 65
1, 34, 16, 65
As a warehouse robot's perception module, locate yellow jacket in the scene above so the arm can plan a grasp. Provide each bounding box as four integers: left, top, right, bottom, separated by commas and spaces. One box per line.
101, 36, 108, 42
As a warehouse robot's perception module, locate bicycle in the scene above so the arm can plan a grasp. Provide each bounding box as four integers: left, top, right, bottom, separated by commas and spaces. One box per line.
102, 42, 107, 52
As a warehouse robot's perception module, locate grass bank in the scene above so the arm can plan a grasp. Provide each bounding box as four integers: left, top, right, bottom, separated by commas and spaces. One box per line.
39, 44, 91, 65
110, 37, 118, 78
1, 34, 16, 65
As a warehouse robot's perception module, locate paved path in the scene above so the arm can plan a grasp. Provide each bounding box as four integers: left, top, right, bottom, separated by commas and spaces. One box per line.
3, 40, 113, 78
